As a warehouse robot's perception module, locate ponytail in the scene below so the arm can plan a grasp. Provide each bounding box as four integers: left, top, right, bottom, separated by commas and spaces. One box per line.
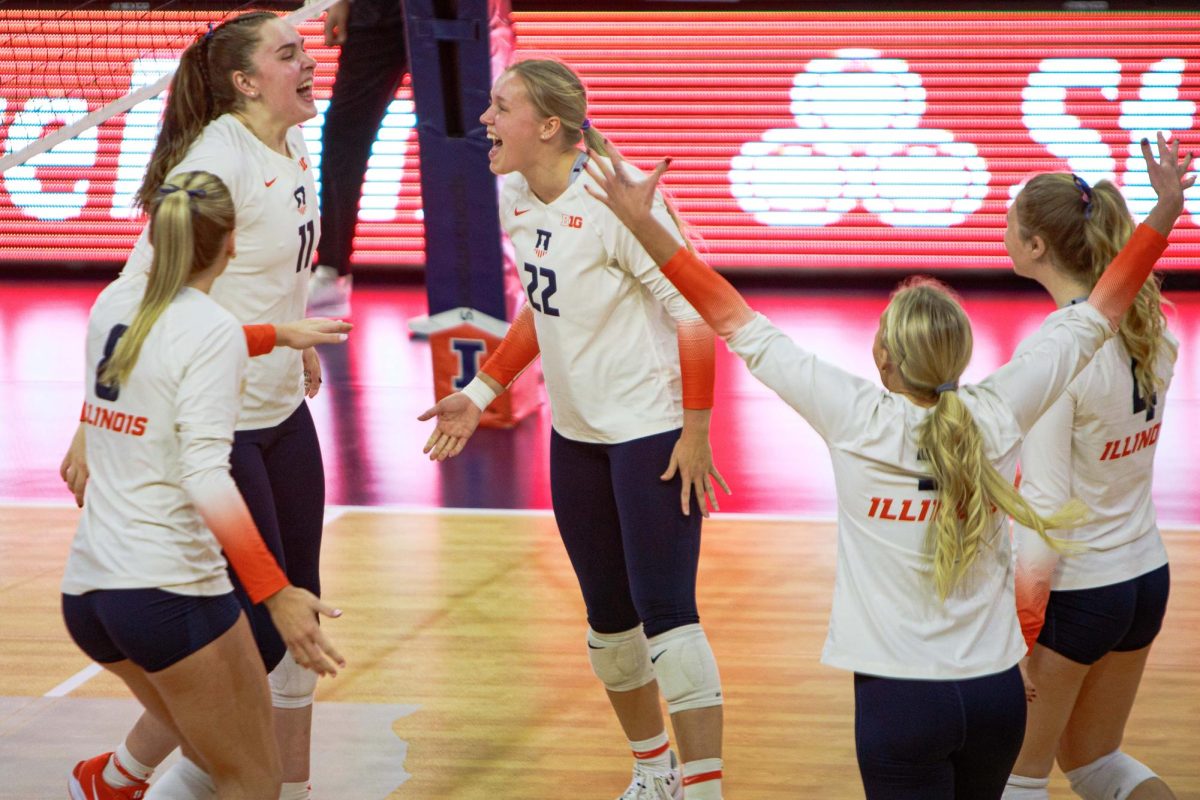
883, 278, 1083, 599
1016, 173, 1171, 407
102, 171, 236, 387
136, 12, 275, 210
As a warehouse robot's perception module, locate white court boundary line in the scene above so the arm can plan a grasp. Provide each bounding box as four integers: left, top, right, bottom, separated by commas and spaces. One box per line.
10, 498, 1200, 532
43, 663, 102, 698
0, 0, 342, 175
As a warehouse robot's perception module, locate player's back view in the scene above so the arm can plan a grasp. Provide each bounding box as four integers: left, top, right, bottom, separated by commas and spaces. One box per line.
1005, 173, 1182, 800
62, 171, 342, 800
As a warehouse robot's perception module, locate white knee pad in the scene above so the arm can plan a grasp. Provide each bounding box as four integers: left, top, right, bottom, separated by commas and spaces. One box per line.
587, 626, 655, 693
1002, 774, 1049, 799
1066, 750, 1158, 800
269, 650, 318, 709
647, 623, 723, 714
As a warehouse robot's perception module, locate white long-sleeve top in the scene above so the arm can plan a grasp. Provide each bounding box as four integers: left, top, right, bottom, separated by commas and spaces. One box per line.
63, 274, 286, 601
726, 302, 1115, 679
1012, 318, 1176, 643
121, 114, 319, 431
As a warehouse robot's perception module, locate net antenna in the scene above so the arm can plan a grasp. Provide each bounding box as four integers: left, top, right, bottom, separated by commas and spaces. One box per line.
0, 0, 342, 175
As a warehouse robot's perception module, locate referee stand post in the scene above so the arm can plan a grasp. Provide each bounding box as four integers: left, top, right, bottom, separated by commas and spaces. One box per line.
404, 0, 538, 427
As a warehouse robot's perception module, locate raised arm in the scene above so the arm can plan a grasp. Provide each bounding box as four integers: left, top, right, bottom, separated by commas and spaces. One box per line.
584, 144, 879, 444
987, 133, 1192, 433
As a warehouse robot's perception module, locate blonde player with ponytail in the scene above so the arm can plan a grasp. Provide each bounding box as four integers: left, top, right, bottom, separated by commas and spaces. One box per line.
422, 59, 728, 799
1003, 173, 1182, 799
583, 134, 1192, 800
63, 172, 344, 800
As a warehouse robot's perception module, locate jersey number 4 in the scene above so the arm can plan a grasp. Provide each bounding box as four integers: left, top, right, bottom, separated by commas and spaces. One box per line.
523, 263, 560, 316
1131, 358, 1157, 422
95, 324, 130, 401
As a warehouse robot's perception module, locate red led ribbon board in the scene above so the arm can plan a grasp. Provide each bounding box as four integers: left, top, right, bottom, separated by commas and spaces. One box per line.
1, 10, 1197, 270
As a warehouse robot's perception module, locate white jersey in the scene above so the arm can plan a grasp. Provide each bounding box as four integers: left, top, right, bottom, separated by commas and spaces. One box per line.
121, 114, 319, 430
62, 273, 246, 596
1015, 314, 1176, 592
499, 160, 702, 443
724, 302, 1114, 679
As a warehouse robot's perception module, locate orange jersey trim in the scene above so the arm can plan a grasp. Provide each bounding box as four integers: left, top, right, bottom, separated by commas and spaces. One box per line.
1089, 224, 1168, 327
195, 489, 288, 604
243, 324, 277, 357
480, 304, 540, 388
661, 247, 755, 338
678, 318, 715, 410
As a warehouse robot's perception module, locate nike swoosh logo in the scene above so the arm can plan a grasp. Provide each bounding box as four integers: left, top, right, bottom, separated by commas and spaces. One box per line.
265, 177, 278, 187
587, 642, 602, 649
650, 650, 666, 663
514, 208, 531, 216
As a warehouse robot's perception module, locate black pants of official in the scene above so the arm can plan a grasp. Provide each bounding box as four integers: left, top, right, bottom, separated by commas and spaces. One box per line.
318, 23, 408, 275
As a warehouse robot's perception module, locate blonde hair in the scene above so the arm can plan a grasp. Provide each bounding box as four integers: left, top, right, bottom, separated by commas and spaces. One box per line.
1016, 173, 1169, 408
136, 12, 276, 211
881, 277, 1083, 599
101, 171, 236, 387
504, 58, 697, 251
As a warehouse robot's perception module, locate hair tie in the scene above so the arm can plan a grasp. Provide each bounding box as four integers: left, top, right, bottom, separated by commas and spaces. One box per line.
204, 21, 215, 40
934, 381, 958, 395
581, 118, 591, 131
158, 184, 206, 200
1071, 173, 1094, 220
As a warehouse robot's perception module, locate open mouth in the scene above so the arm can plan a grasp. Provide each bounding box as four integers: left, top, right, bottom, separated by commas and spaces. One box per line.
297, 80, 313, 102
487, 132, 503, 158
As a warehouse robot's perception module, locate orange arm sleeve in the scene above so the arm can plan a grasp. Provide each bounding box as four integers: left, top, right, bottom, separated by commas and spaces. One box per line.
480, 304, 540, 387
678, 318, 715, 410
191, 484, 289, 604
243, 324, 277, 357
1089, 224, 1169, 327
660, 247, 756, 338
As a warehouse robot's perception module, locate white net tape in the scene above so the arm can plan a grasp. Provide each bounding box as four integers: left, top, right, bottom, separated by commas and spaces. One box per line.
0, 0, 343, 175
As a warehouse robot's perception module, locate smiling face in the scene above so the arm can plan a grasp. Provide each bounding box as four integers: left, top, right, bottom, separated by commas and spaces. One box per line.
479, 70, 554, 176
236, 18, 317, 127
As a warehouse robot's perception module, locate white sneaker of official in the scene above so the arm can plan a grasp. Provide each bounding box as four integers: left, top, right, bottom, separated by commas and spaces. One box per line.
617, 751, 684, 800
307, 265, 352, 318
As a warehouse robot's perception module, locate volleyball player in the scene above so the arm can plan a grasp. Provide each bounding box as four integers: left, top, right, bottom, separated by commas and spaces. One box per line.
582, 134, 1192, 799
65, 13, 333, 800
63, 170, 344, 800
420, 59, 729, 799
1002, 176, 1182, 799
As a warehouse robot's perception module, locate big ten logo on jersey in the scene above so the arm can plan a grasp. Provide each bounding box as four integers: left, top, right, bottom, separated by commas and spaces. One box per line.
449, 338, 487, 390
294, 186, 307, 215
533, 228, 552, 258
561, 214, 583, 229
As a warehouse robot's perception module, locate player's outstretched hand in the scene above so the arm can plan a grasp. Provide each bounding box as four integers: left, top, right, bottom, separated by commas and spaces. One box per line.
1143, 131, 1195, 238
418, 392, 482, 461
264, 585, 345, 677
583, 140, 670, 231
60, 422, 88, 508
277, 318, 352, 350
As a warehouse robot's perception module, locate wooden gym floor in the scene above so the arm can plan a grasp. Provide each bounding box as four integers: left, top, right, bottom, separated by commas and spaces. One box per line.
2, 504, 1197, 799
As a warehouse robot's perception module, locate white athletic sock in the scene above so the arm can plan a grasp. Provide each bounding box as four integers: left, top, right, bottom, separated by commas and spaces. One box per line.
279, 780, 311, 800
683, 757, 723, 800
103, 742, 154, 788
144, 757, 215, 800
1003, 773, 1050, 799
629, 731, 672, 773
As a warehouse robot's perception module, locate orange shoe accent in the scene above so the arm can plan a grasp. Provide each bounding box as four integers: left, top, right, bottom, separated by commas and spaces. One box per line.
69, 753, 148, 800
